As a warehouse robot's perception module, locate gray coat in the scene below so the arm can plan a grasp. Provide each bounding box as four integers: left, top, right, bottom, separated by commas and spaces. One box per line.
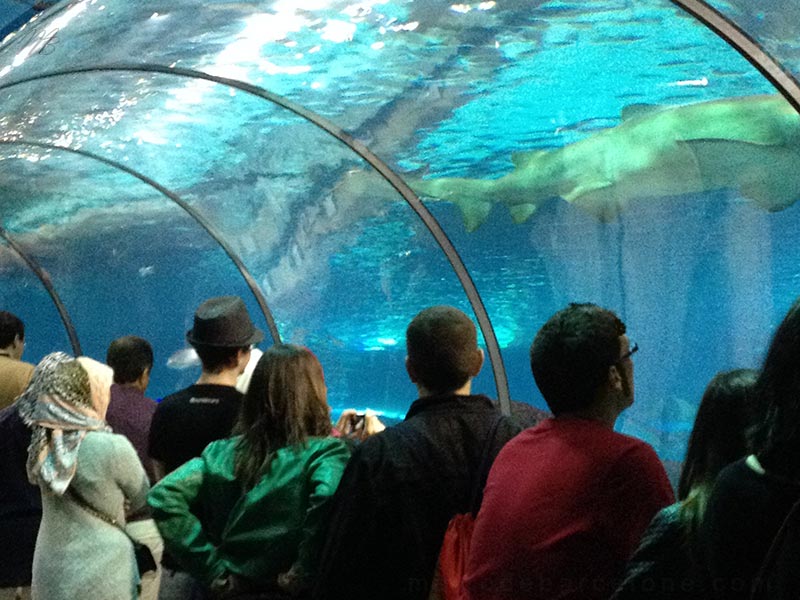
32, 431, 149, 599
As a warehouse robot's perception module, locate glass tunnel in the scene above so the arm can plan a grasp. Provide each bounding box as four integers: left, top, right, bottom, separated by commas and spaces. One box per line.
1, 0, 799, 476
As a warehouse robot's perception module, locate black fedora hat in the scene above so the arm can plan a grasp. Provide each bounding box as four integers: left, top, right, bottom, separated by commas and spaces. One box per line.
186, 296, 264, 348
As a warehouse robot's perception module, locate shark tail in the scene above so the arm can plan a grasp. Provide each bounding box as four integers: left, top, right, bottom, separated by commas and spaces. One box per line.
412, 177, 497, 232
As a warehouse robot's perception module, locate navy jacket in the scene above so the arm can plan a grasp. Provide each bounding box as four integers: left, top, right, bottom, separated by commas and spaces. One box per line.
314, 393, 520, 600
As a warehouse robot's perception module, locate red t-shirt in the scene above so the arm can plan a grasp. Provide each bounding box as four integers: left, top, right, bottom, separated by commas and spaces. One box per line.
463, 418, 674, 600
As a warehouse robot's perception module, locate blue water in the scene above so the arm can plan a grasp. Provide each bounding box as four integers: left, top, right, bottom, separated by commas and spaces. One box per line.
2, 0, 800, 464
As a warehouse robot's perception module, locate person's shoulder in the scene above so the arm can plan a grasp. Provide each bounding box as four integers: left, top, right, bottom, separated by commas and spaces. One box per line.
611, 429, 662, 457
346, 426, 397, 466
303, 436, 353, 464
157, 386, 192, 407
83, 429, 138, 456
202, 436, 238, 461
309, 435, 351, 451
714, 457, 755, 490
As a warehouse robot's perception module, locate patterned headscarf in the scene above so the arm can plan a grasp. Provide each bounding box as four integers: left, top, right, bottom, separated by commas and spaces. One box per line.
19, 352, 112, 495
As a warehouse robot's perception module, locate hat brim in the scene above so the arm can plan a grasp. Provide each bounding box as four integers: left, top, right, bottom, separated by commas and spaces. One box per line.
186, 327, 264, 348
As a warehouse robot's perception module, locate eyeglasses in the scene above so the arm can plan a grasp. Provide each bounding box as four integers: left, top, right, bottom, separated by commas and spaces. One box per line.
617, 341, 639, 363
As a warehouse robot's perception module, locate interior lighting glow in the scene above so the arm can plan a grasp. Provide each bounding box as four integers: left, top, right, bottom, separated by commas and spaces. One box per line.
5, 3, 87, 77
669, 76, 709, 87
450, 4, 472, 14
321, 19, 357, 43
389, 21, 419, 32
133, 130, 168, 145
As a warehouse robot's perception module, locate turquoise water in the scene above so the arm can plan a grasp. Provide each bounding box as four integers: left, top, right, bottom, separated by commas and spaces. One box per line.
1, 0, 800, 462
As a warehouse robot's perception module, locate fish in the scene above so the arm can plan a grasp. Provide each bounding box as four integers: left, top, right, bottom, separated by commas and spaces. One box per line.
166, 347, 200, 370
411, 94, 800, 230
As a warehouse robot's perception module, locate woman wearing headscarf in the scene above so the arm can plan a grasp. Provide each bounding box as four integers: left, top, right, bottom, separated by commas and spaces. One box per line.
148, 344, 351, 599
20, 352, 149, 600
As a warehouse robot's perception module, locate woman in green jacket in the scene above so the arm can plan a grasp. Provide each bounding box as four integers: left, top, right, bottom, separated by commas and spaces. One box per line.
149, 344, 351, 598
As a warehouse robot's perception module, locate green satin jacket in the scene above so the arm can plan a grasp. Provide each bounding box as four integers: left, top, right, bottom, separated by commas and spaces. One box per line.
148, 435, 351, 587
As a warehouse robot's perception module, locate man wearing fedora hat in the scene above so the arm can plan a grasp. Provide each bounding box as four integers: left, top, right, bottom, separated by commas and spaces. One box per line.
148, 296, 263, 480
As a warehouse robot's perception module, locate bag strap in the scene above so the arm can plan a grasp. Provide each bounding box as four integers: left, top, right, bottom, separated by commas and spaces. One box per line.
66, 487, 139, 545
468, 415, 505, 516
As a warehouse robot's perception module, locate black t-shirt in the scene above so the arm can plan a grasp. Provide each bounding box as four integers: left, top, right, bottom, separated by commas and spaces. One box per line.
148, 384, 243, 475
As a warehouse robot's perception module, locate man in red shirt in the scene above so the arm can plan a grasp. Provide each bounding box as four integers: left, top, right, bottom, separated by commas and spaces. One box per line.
463, 303, 674, 600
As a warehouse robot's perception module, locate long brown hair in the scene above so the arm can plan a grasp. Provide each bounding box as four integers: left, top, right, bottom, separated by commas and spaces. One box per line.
233, 344, 331, 489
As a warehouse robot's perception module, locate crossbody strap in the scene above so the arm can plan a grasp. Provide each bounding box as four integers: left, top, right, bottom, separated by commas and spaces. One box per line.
66, 487, 136, 543
468, 415, 505, 516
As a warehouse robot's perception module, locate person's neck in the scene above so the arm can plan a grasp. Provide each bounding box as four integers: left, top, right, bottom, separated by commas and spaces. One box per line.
558, 403, 619, 429
117, 381, 145, 394
196, 370, 239, 387
417, 380, 472, 399
0, 346, 17, 359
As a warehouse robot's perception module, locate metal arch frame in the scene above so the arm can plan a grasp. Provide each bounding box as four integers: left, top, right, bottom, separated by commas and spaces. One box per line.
0, 224, 82, 354
671, 0, 800, 112
0, 64, 512, 414
0, 138, 282, 345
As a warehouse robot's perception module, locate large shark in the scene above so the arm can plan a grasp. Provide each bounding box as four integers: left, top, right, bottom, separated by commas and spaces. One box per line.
412, 94, 800, 230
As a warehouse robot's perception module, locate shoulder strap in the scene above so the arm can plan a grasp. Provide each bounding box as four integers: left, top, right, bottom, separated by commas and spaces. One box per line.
66, 487, 137, 543
468, 415, 505, 516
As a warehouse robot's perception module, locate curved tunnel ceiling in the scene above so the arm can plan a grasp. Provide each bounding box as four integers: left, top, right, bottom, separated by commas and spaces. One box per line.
1, 1, 800, 442
0, 63, 510, 411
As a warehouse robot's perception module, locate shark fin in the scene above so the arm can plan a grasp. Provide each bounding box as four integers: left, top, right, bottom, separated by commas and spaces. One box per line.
452, 197, 493, 232
621, 103, 662, 121
508, 203, 538, 224
681, 139, 800, 211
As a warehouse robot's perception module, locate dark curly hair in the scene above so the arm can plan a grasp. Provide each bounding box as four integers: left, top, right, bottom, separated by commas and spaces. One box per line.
530, 303, 625, 415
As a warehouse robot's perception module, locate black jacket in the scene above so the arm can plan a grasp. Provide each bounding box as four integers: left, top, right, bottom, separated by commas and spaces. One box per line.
314, 393, 520, 600
0, 405, 41, 586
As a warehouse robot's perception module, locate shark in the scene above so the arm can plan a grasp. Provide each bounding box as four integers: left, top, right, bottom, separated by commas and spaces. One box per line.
411, 94, 800, 230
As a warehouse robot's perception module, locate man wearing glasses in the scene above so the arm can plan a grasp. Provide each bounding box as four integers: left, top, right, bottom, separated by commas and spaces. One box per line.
461, 303, 673, 600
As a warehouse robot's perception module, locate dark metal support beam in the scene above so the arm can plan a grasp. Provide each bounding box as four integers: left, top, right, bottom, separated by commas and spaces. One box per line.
0, 139, 282, 346
0, 64, 511, 414
671, 0, 800, 112
0, 225, 81, 355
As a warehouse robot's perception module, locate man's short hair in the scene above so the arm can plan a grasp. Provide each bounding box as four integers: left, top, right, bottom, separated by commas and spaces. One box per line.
193, 343, 248, 374
0, 311, 24, 348
406, 306, 481, 395
530, 303, 626, 415
106, 336, 154, 384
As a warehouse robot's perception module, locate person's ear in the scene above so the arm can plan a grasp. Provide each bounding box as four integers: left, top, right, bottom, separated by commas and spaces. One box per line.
138, 367, 151, 389
472, 348, 484, 376
405, 356, 418, 383
607, 365, 622, 392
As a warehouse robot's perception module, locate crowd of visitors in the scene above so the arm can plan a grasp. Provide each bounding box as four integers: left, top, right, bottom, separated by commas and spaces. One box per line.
1, 295, 800, 600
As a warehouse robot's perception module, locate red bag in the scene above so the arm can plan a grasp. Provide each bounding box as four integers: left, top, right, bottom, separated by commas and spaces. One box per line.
435, 512, 475, 600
